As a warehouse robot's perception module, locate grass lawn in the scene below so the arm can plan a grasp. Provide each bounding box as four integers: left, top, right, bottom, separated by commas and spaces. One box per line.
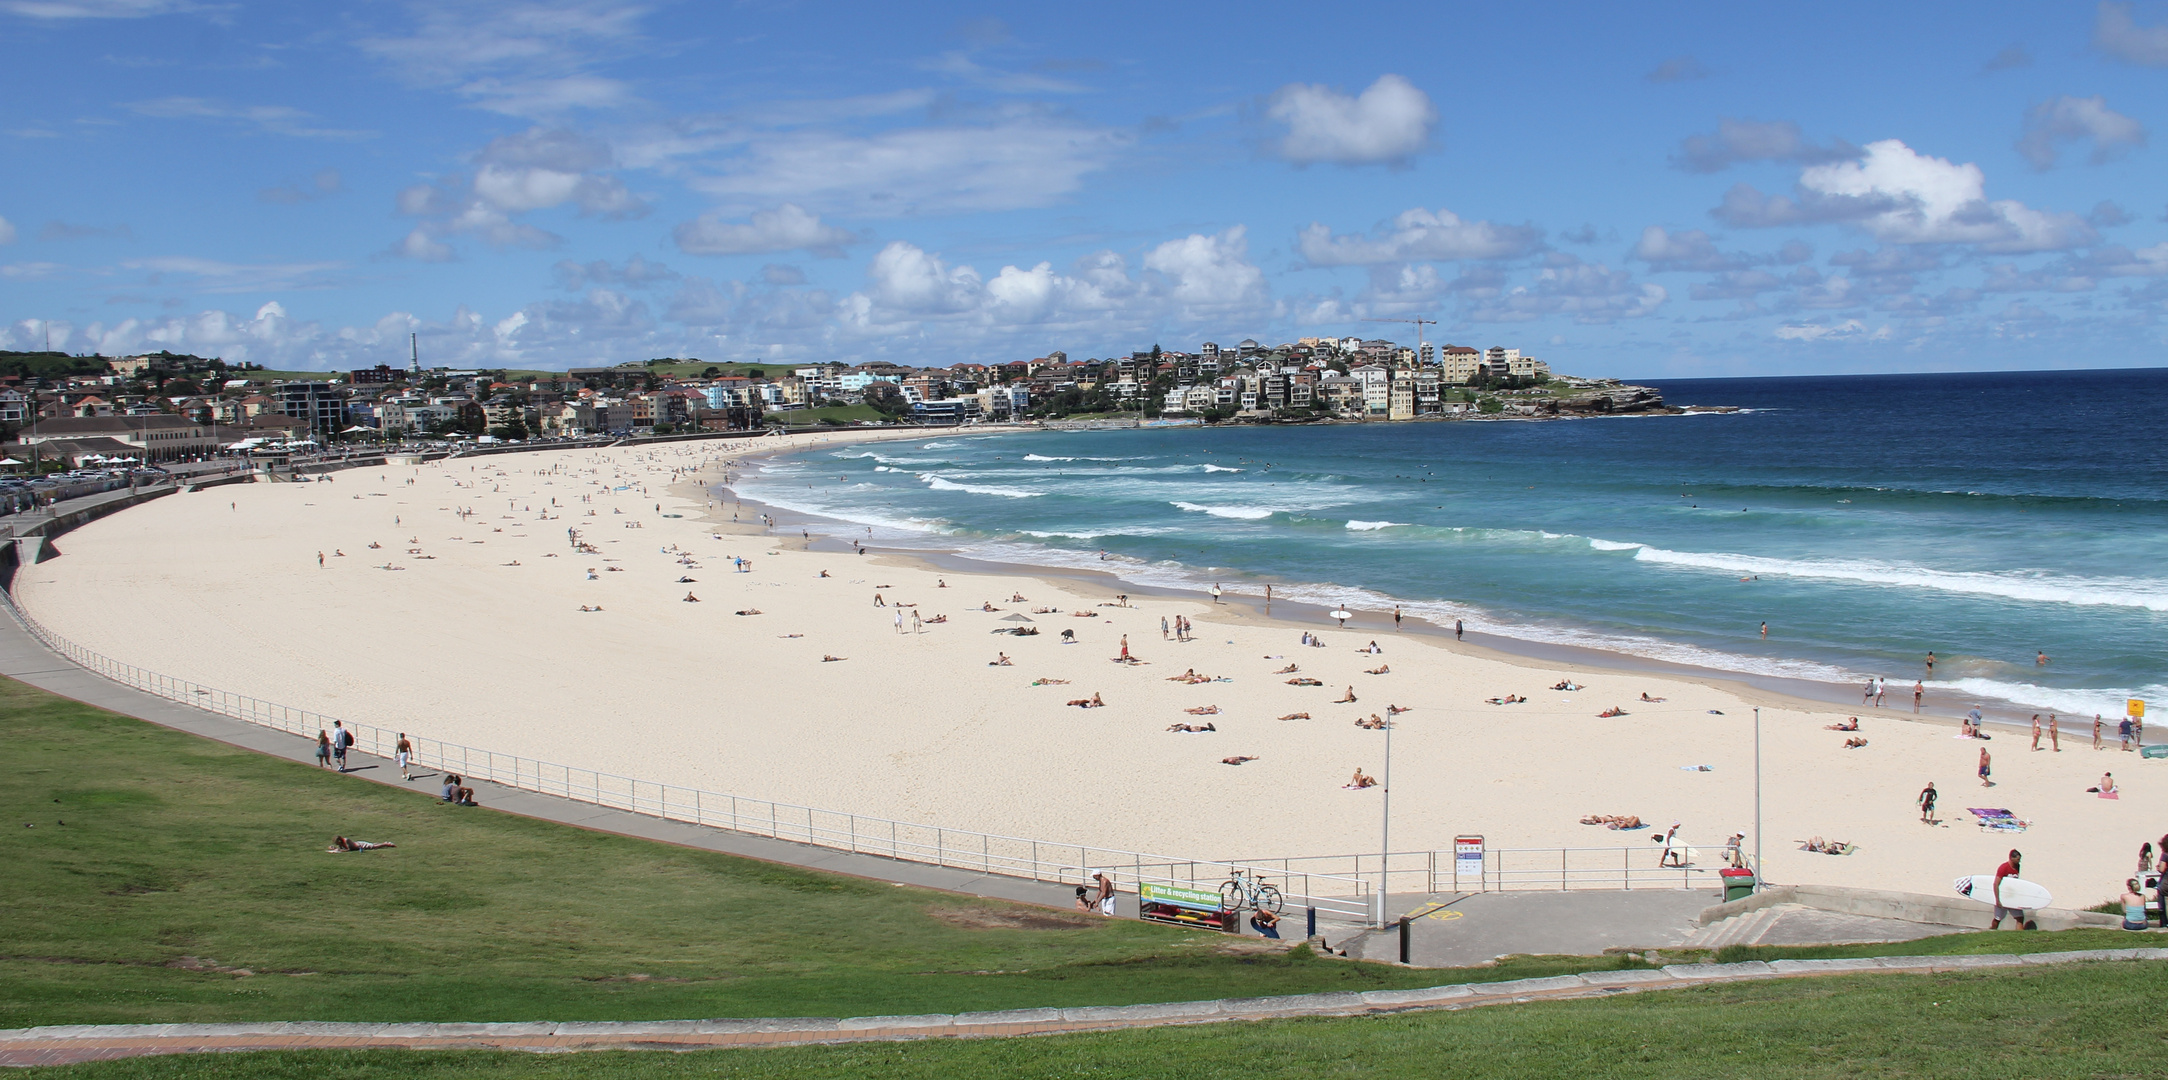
764, 404, 888, 427
16, 961, 2167, 1079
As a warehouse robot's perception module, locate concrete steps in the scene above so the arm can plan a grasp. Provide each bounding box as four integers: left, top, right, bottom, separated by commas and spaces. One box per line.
1685, 905, 1782, 950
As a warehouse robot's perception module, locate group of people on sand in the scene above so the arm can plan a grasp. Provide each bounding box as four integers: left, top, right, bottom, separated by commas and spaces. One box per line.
1355, 714, 1390, 730
1550, 680, 1584, 691
1581, 814, 1645, 830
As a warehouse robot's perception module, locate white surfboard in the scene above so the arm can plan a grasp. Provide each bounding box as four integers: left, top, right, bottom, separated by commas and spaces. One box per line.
1953, 874, 2053, 910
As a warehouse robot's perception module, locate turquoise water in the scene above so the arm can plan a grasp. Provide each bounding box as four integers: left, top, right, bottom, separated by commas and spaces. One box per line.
735, 369, 2168, 718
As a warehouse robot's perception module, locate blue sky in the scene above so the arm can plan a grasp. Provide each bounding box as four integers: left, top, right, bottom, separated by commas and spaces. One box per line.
2, 1, 2164, 376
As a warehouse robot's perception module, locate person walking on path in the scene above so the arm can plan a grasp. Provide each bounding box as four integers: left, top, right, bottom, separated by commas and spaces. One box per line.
1989, 849, 2032, 930
331, 721, 355, 772
395, 733, 413, 781
1978, 747, 1993, 787
315, 729, 332, 768
1918, 781, 1937, 823
1093, 871, 1116, 917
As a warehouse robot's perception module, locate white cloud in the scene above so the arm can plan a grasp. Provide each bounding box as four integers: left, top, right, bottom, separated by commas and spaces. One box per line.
392, 227, 455, 263
357, 1, 646, 118
2015, 95, 2146, 169
2095, 1, 2168, 66
1266, 74, 1435, 166
687, 115, 1125, 217
1671, 118, 1855, 173
1774, 319, 1889, 342
0, 0, 193, 17
1466, 256, 1666, 324
1143, 227, 1267, 314
1715, 139, 2096, 253
1628, 226, 1755, 272
553, 254, 678, 291
673, 204, 856, 257
124, 97, 376, 140
1297, 207, 1542, 266
390, 127, 645, 260
0, 216, 15, 245
120, 256, 346, 292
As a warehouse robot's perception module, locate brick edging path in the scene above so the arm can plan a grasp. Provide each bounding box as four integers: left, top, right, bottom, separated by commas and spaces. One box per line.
3, 947, 2161, 1066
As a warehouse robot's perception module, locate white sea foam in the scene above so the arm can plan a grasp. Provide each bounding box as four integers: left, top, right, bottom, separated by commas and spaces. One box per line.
1203, 464, 1244, 473
1620, 545, 2168, 612
921, 474, 1044, 498
1934, 677, 2168, 718
1171, 501, 1275, 520
1345, 520, 1408, 531
1586, 538, 1642, 551
1021, 453, 1128, 462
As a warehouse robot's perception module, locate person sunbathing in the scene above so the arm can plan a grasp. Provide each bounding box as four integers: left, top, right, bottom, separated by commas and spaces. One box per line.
822, 655, 846, 662
1184, 705, 1221, 715
1844, 737, 1869, 748
981, 602, 999, 612
1010, 592, 1028, 602
1335, 687, 1357, 703
1166, 723, 1217, 732
1826, 718, 1860, 731
1345, 769, 1377, 789
1222, 756, 1257, 765
1386, 704, 1409, 715
1032, 607, 1058, 614
927, 615, 948, 624
2092, 773, 2118, 795
1287, 677, 1323, 686
683, 592, 700, 602
990, 653, 1012, 666
1067, 693, 1106, 708
1356, 715, 1389, 730
1277, 712, 1311, 721
1031, 677, 1071, 686
1597, 706, 1627, 717
367, 542, 381, 549
819, 570, 830, 578
1366, 641, 1382, 654
1639, 692, 1666, 702
678, 576, 697, 583
328, 836, 396, 852
1550, 680, 1576, 691
1274, 663, 1300, 674
1365, 664, 1389, 675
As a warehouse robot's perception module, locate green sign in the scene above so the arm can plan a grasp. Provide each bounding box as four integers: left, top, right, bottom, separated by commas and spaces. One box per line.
1140, 881, 1224, 911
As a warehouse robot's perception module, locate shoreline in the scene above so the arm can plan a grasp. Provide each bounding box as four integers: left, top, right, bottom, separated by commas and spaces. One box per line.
13, 435, 2157, 904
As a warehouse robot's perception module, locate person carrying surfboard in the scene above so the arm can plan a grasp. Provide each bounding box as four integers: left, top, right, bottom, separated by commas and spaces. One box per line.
1989, 849, 2036, 931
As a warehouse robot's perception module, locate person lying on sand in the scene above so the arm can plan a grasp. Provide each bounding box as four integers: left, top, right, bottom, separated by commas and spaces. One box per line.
1287, 676, 1324, 686
1032, 607, 1058, 614
328, 836, 395, 852
822, 655, 846, 662
1031, 678, 1071, 686
1598, 707, 1627, 718
1578, 814, 1645, 830
990, 653, 1013, 666
1274, 663, 1300, 674
1067, 693, 1106, 708
981, 602, 999, 612
1802, 836, 1851, 855
678, 576, 697, 583
367, 542, 381, 549
1550, 680, 1584, 691
1345, 768, 1377, 789
1222, 756, 1257, 765
1335, 687, 1357, 703
927, 615, 948, 624
734, 608, 762, 616
1826, 718, 1860, 731
1356, 715, 1390, 730
1010, 592, 1028, 602
1278, 712, 1311, 721
1365, 664, 1390, 675
1166, 723, 1217, 732
1639, 692, 1666, 702
1844, 737, 1869, 748
1386, 704, 1410, 715
1184, 705, 1221, 715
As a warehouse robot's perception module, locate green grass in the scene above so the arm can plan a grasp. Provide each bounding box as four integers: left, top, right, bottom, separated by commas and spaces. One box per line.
16, 961, 2167, 1079
764, 404, 887, 427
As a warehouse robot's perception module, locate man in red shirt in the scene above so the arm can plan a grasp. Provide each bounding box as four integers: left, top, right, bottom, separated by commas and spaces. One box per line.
1989, 849, 2033, 930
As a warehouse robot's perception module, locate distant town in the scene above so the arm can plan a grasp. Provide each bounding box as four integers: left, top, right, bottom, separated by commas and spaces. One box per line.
0, 335, 1678, 468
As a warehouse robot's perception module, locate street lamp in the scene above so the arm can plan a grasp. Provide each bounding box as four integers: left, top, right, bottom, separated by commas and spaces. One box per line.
1753, 707, 1763, 892
1379, 714, 1394, 927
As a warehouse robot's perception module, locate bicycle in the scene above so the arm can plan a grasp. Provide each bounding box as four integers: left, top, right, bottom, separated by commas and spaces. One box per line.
1219, 869, 1284, 915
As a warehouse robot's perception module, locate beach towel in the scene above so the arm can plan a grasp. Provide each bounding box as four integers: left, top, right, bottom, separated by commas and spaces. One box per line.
1966, 807, 2031, 832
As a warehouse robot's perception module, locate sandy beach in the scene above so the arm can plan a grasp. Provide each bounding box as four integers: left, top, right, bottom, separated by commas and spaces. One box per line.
13, 432, 2159, 909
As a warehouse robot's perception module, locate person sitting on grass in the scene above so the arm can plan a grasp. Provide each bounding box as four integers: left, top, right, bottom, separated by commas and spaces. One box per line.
2123, 878, 2152, 931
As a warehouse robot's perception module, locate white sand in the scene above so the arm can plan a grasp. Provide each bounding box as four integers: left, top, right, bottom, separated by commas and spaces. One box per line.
14, 434, 2157, 909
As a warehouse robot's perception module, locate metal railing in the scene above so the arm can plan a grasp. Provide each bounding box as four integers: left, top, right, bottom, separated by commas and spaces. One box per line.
1230, 845, 1743, 896
0, 585, 1372, 920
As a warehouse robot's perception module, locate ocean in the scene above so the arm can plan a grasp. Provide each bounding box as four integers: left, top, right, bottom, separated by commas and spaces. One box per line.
733, 368, 2168, 720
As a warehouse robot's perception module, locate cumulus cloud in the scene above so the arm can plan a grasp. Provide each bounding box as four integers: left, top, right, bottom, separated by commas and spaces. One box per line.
1712, 138, 2096, 252
1671, 118, 1856, 173
0, 0, 193, 17
1143, 227, 1267, 314
2087, 200, 2135, 227
1627, 227, 1759, 272
1265, 74, 1435, 166
673, 204, 857, 257
1296, 207, 1543, 266
1645, 55, 1710, 83
2015, 95, 2146, 169
391, 127, 646, 259
2095, 1, 2168, 66
2068, 242, 2168, 277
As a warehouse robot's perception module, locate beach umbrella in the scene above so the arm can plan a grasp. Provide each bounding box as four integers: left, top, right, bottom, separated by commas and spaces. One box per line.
1330, 608, 1352, 627
999, 612, 1034, 622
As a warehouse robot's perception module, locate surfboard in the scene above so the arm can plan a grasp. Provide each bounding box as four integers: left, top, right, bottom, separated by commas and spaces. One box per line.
1953, 874, 2053, 910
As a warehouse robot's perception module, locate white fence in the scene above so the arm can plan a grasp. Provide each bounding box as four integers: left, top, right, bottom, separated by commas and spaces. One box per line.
0, 583, 1375, 921
1228, 845, 1743, 897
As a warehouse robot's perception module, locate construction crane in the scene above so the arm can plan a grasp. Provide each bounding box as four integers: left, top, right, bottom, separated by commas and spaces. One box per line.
1363, 316, 1436, 363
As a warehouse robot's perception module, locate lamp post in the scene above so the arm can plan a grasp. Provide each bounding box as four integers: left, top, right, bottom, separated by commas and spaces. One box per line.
1753, 707, 1763, 891
1379, 715, 1393, 927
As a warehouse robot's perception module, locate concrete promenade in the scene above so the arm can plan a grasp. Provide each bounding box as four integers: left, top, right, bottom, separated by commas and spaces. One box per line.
2, 948, 2162, 1065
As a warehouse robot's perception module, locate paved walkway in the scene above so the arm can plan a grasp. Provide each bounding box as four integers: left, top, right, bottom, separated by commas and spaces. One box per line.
2, 948, 2161, 1065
